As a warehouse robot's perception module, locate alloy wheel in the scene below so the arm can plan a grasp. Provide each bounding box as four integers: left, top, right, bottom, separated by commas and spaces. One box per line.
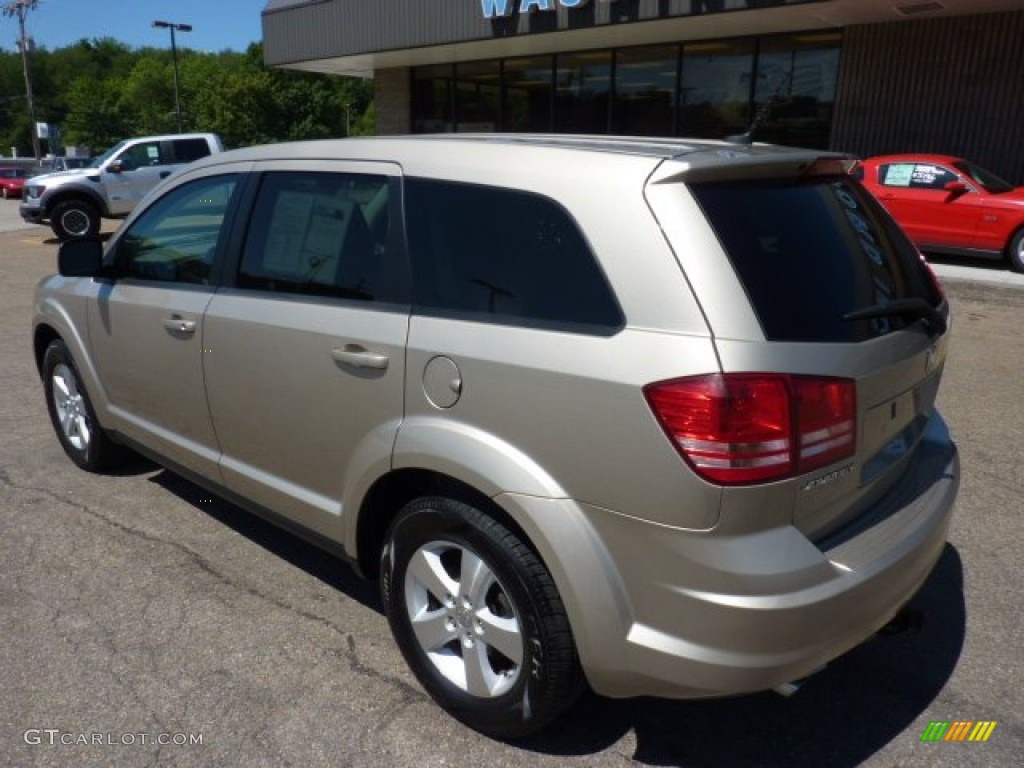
403, 540, 524, 698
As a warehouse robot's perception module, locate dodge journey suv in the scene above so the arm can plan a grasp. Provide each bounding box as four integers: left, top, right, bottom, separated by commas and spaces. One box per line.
33, 135, 960, 738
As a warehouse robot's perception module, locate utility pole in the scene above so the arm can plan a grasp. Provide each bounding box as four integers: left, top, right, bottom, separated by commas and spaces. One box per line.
3, 0, 41, 160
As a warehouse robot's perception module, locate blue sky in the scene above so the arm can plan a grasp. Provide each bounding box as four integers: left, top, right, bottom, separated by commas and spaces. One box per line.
3, 0, 265, 54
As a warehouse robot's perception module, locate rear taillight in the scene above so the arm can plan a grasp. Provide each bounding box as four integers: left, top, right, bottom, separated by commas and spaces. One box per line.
644, 374, 855, 486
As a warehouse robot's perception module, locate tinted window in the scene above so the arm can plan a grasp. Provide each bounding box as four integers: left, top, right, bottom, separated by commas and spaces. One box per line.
405, 178, 623, 333
880, 163, 958, 190
117, 175, 238, 284
173, 138, 213, 164
691, 176, 941, 342
238, 172, 397, 302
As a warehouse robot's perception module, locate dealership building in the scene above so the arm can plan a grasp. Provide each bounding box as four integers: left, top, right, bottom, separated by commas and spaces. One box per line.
262, 0, 1024, 182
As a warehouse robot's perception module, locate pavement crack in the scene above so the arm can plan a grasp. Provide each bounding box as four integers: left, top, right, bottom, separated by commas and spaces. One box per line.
5, 476, 358, 654
340, 634, 425, 701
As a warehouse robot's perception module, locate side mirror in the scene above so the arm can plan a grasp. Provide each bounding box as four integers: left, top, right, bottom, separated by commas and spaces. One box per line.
58, 237, 106, 277
107, 161, 124, 174
944, 181, 968, 200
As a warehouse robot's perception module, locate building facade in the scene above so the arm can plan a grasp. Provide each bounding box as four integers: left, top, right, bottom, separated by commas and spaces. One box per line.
262, 0, 1024, 182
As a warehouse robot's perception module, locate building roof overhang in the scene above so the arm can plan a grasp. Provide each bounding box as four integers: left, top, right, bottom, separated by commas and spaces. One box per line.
262, 0, 1024, 76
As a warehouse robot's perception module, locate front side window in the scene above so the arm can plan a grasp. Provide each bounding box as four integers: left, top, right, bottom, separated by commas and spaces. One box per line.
116, 175, 238, 284
117, 141, 165, 171
238, 172, 396, 302
881, 163, 958, 191
405, 178, 623, 333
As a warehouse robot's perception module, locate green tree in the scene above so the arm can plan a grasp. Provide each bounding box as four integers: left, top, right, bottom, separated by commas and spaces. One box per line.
2, 39, 377, 158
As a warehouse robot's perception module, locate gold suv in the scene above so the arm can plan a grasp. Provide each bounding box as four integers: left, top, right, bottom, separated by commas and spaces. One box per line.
34, 135, 960, 737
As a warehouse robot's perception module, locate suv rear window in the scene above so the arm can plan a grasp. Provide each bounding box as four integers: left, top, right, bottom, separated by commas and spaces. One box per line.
690, 176, 941, 342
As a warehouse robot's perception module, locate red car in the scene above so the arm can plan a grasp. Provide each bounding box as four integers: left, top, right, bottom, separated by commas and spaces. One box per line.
855, 154, 1024, 273
0, 166, 29, 199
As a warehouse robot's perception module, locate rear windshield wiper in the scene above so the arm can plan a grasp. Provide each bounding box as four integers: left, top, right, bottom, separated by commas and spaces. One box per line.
842, 298, 947, 337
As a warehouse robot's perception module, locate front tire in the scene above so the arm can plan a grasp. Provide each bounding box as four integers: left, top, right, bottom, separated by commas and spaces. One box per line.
380, 496, 582, 738
50, 200, 100, 240
43, 339, 126, 472
1008, 229, 1024, 273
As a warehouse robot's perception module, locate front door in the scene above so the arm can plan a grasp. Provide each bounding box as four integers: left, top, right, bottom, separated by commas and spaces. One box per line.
876, 161, 981, 249
104, 139, 174, 215
87, 173, 242, 478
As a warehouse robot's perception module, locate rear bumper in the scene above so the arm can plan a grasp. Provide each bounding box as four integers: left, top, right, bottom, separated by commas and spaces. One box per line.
509, 412, 959, 700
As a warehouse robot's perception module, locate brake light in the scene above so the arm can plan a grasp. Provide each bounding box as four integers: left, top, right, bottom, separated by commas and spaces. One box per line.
644, 374, 855, 485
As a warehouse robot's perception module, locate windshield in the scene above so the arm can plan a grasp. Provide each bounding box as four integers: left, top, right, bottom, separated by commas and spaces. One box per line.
955, 161, 1014, 193
90, 141, 128, 169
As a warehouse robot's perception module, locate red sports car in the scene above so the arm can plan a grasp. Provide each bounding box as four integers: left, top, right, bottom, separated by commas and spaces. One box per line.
0, 166, 29, 199
855, 154, 1024, 272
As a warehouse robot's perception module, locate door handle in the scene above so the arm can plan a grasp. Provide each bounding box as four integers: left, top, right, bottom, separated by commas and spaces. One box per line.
162, 316, 197, 335
331, 345, 389, 371
160, 171, 172, 179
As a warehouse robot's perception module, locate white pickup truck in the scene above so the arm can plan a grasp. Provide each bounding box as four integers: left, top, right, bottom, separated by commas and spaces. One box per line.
21, 132, 224, 239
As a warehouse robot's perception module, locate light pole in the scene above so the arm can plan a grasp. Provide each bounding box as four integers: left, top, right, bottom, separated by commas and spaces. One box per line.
152, 20, 192, 133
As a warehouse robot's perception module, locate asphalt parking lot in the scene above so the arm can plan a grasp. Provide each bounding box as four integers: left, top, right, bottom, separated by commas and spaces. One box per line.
1, 204, 1021, 767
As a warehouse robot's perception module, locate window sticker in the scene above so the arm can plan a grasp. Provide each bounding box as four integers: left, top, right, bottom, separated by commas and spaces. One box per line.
883, 164, 913, 187
147, 145, 160, 160
911, 165, 941, 185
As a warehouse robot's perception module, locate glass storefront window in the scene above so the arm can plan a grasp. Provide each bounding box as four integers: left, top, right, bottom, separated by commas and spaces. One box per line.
412, 65, 454, 133
503, 56, 554, 133
555, 51, 612, 134
752, 32, 841, 148
678, 39, 756, 139
613, 46, 678, 137
410, 30, 841, 147
455, 61, 502, 132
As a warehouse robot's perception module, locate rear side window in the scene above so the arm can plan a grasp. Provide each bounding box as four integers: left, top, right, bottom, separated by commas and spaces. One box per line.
172, 138, 213, 164
404, 178, 623, 334
238, 171, 401, 303
691, 176, 941, 342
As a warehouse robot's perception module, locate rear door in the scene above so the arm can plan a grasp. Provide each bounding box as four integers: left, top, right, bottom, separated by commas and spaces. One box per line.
202, 161, 408, 540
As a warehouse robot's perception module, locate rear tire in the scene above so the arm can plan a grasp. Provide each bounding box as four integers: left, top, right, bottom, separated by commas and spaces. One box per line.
43, 339, 127, 472
380, 496, 583, 738
1008, 229, 1024, 273
50, 200, 100, 240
